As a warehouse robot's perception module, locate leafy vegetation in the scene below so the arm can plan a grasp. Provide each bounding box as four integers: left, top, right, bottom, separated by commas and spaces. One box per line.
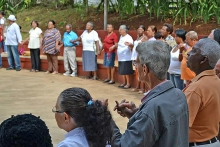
1, 0, 220, 25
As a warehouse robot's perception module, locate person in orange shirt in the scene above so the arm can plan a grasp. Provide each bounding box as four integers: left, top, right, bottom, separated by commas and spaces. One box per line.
179, 31, 197, 86
183, 38, 220, 147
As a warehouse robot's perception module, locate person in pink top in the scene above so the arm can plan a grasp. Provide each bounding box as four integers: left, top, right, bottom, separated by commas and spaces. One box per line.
146, 25, 157, 41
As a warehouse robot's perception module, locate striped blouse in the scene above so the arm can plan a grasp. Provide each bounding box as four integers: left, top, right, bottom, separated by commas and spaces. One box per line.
42, 28, 61, 54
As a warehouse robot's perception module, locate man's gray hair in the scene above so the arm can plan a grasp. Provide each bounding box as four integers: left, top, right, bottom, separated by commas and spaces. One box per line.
87, 21, 94, 29
136, 41, 171, 80
120, 25, 128, 33
66, 24, 72, 29
194, 38, 220, 69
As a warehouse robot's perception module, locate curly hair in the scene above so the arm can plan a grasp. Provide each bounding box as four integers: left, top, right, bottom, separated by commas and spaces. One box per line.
0, 114, 53, 147
59, 87, 112, 147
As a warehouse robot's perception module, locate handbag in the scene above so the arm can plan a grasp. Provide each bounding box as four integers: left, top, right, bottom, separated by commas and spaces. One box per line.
19, 48, 25, 55
93, 31, 102, 55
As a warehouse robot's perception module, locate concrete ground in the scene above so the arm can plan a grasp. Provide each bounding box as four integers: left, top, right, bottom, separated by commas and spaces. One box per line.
0, 68, 142, 146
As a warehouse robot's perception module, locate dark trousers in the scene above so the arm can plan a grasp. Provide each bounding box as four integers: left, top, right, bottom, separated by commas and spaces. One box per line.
30, 49, 40, 70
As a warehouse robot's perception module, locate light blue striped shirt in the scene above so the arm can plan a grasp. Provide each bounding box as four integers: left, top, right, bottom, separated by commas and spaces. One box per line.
5, 22, 22, 45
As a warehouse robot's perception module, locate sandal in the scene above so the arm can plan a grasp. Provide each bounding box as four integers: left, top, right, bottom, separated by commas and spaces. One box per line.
131, 88, 139, 92
45, 71, 50, 74
108, 81, 115, 84
35, 70, 39, 72
123, 85, 131, 89
118, 84, 126, 88
138, 90, 144, 94
30, 69, 35, 72
52, 71, 58, 74
85, 76, 91, 79
91, 76, 98, 80
103, 79, 110, 83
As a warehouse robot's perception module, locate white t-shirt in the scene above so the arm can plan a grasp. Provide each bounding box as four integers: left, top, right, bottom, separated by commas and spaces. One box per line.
117, 34, 134, 61
81, 30, 99, 51
28, 27, 42, 49
0, 18, 4, 25
168, 46, 181, 74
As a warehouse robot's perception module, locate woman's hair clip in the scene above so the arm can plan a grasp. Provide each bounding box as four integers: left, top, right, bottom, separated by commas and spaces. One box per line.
87, 100, 93, 106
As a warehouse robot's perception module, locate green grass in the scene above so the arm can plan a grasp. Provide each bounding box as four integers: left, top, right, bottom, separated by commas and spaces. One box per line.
16, 6, 86, 39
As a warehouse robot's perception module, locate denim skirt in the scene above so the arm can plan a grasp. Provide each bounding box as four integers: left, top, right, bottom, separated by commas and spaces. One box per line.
103, 52, 115, 67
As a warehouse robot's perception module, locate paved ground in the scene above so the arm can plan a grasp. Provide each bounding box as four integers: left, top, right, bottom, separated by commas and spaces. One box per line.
0, 68, 142, 146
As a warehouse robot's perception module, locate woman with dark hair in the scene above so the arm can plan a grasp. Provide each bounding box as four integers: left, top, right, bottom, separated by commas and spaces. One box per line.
53, 87, 112, 147
42, 20, 61, 74
22, 21, 42, 72
0, 114, 53, 147
131, 25, 147, 93
168, 29, 186, 90
208, 28, 220, 44
154, 31, 164, 41
146, 25, 157, 41
103, 24, 118, 84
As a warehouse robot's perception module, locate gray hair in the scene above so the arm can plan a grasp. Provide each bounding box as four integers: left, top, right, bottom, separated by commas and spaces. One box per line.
186, 31, 198, 40
66, 24, 72, 29
136, 41, 171, 80
194, 38, 220, 69
120, 25, 128, 33
87, 21, 94, 29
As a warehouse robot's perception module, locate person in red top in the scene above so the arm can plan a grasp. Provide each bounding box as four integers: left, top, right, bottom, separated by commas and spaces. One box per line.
102, 24, 118, 84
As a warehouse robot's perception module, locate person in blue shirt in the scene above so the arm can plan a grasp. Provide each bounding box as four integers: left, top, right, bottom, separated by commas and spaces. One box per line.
62, 24, 79, 77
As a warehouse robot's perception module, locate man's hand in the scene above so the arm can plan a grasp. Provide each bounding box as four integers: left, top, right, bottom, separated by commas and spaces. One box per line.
114, 99, 138, 119
124, 42, 131, 46
109, 45, 115, 51
178, 43, 186, 52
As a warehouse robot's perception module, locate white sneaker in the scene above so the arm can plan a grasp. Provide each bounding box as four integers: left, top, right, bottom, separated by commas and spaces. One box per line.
70, 73, 77, 77
63, 72, 70, 76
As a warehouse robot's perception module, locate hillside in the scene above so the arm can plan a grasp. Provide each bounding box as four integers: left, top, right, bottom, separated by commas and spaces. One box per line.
16, 6, 220, 38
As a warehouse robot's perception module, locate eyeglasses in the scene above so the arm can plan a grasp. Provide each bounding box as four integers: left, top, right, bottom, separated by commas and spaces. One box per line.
52, 106, 63, 113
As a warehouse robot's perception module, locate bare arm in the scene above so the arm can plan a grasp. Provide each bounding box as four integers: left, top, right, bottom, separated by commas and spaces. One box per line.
39, 34, 43, 46
72, 36, 81, 42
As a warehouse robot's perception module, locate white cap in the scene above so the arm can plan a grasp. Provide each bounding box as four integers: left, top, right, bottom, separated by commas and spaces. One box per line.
7, 15, 16, 21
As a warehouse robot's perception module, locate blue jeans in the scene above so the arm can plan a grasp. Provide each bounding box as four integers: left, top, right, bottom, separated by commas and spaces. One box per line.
7, 45, 20, 69
0, 40, 7, 52
169, 74, 184, 90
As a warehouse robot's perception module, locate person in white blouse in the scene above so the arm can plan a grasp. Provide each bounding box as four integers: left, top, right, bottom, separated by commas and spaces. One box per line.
168, 29, 186, 90
73, 22, 100, 80
131, 25, 148, 93
117, 25, 134, 89
22, 21, 42, 72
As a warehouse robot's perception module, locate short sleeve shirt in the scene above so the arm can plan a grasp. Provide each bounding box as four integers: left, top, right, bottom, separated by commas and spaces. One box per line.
0, 18, 4, 25
117, 34, 133, 61
81, 30, 99, 51
103, 32, 118, 53
28, 27, 42, 49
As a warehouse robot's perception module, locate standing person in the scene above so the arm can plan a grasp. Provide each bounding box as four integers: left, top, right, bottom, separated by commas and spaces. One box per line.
161, 23, 177, 49
183, 38, 220, 147
179, 31, 197, 85
146, 25, 157, 41
0, 11, 7, 53
117, 25, 134, 89
131, 25, 148, 93
168, 29, 186, 90
53, 87, 112, 147
103, 24, 118, 84
73, 22, 100, 80
63, 24, 79, 77
22, 21, 42, 72
42, 20, 61, 74
112, 41, 189, 147
154, 31, 164, 41
5, 15, 22, 71
208, 28, 220, 44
